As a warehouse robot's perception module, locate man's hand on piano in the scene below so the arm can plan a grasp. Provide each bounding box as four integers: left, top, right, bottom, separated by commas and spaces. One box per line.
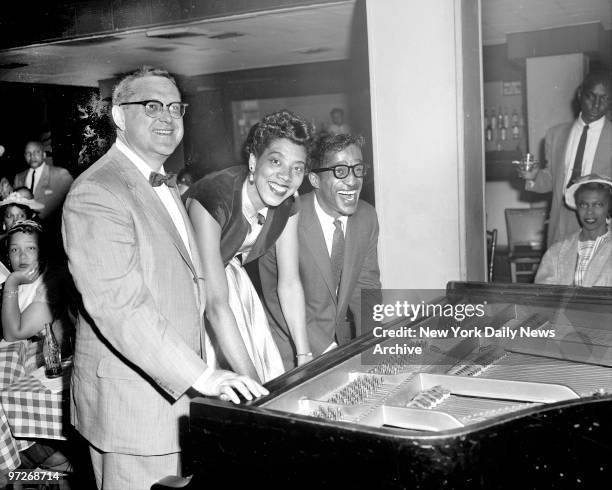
193, 369, 269, 404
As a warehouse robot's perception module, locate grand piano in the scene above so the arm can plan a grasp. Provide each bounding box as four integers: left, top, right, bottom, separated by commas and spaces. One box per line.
171, 282, 612, 489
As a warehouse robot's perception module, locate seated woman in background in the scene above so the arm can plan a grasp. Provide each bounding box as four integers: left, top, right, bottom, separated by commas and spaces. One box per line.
185, 110, 314, 382
0, 190, 44, 278
1, 220, 74, 350
535, 174, 612, 287
1, 219, 76, 473
0, 189, 44, 232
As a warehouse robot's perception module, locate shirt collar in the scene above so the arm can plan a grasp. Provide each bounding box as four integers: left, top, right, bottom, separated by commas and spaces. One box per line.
577, 113, 606, 130
116, 138, 167, 180
29, 161, 46, 174
580, 227, 611, 244
313, 192, 348, 229
241, 179, 268, 222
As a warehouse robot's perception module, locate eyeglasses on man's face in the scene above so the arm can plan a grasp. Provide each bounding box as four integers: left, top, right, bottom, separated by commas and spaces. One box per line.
311, 163, 367, 179
119, 99, 188, 119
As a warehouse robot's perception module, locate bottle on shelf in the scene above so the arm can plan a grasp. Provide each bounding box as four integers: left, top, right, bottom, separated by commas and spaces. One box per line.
490, 108, 497, 130
485, 109, 493, 143
500, 125, 507, 141
43, 322, 62, 378
512, 116, 520, 140
511, 108, 519, 126
497, 106, 503, 130
503, 107, 509, 129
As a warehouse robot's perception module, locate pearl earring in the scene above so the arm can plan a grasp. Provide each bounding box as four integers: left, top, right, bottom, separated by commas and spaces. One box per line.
248, 168, 254, 184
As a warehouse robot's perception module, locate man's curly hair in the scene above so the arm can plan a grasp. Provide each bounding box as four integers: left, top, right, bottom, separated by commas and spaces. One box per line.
243, 110, 314, 170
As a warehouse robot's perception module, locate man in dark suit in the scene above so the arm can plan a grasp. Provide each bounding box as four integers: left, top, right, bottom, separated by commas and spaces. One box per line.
519, 70, 612, 247
259, 133, 381, 369
62, 66, 265, 489
14, 140, 73, 221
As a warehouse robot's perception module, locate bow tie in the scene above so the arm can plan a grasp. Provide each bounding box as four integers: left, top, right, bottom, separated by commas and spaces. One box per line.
149, 172, 177, 188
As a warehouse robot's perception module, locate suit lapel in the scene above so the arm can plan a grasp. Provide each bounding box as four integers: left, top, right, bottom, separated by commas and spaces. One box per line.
555, 124, 573, 194
112, 148, 197, 279
34, 165, 51, 200
301, 193, 337, 304
15, 171, 26, 188
593, 119, 612, 174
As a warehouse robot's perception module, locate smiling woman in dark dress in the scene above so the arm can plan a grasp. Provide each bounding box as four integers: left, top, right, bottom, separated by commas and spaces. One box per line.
185, 110, 314, 382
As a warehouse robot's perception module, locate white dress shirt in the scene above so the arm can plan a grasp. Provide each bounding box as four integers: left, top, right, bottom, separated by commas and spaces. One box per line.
26, 162, 46, 193
314, 193, 347, 255
563, 114, 606, 188
313, 193, 347, 353
116, 139, 192, 259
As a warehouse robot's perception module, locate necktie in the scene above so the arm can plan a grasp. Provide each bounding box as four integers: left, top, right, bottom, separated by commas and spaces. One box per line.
30, 169, 37, 192
568, 124, 589, 187
330, 218, 345, 295
149, 172, 177, 188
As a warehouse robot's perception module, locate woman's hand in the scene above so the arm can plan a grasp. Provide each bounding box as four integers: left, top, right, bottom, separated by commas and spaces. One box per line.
7, 262, 41, 288
296, 352, 314, 366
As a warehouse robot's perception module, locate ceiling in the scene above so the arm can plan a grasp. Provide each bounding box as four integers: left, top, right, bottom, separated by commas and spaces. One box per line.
0, 0, 610, 87
482, 0, 611, 44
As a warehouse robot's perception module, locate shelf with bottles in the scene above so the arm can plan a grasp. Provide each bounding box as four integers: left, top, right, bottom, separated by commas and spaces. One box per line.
484, 105, 527, 153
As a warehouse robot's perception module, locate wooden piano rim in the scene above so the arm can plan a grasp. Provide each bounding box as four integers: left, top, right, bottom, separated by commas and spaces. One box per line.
190, 392, 612, 441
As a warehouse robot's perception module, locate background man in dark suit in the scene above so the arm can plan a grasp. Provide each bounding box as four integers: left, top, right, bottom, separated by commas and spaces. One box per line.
519, 70, 612, 247
258, 133, 381, 369
14, 140, 73, 221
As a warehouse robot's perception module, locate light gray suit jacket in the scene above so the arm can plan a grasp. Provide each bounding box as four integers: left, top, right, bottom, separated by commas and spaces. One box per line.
62, 144, 208, 455
14, 164, 73, 220
529, 118, 612, 247
258, 191, 381, 369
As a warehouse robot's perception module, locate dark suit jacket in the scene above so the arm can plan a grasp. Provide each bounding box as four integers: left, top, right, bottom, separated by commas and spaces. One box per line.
14, 164, 73, 220
62, 144, 207, 454
530, 118, 612, 246
258, 191, 381, 369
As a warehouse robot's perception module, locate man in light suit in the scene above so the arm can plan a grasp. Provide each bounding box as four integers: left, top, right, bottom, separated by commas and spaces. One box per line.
62, 67, 266, 490
258, 134, 381, 369
14, 140, 73, 221
520, 70, 612, 247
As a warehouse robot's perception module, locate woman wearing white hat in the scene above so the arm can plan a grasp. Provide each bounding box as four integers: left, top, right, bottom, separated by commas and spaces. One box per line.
0, 190, 44, 233
535, 174, 612, 287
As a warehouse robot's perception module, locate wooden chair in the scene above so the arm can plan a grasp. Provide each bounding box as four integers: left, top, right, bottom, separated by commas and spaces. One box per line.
486, 229, 497, 282
504, 208, 547, 283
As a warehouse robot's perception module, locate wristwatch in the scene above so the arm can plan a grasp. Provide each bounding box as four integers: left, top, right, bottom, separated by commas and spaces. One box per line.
525, 179, 536, 190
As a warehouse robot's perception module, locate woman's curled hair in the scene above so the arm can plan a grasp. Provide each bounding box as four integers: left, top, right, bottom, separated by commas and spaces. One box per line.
243, 110, 314, 170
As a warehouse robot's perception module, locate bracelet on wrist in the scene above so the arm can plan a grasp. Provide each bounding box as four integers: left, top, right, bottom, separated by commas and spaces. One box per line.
296, 352, 313, 358
3, 289, 18, 297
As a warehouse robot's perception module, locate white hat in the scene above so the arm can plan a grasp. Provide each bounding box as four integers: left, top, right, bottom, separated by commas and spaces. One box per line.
0, 192, 45, 211
565, 174, 612, 210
